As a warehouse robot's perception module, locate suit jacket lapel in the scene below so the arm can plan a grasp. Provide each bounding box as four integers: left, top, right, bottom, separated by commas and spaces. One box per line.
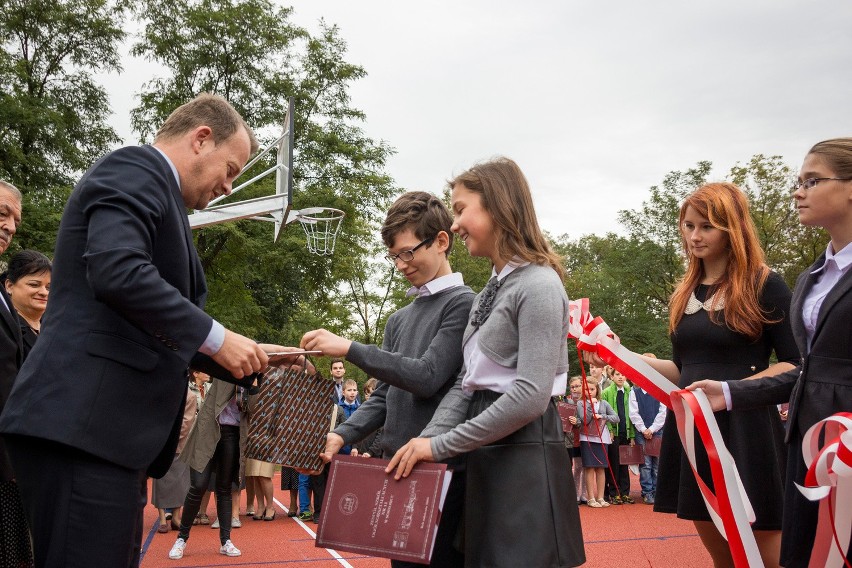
789, 257, 822, 356
143, 146, 207, 308
813, 264, 852, 342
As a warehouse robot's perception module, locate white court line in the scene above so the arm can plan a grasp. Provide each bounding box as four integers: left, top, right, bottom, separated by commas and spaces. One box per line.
273, 496, 354, 568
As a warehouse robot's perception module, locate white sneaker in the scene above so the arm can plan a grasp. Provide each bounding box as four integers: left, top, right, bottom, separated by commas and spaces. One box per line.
168, 538, 186, 560
211, 518, 219, 528
219, 539, 242, 557
231, 516, 242, 528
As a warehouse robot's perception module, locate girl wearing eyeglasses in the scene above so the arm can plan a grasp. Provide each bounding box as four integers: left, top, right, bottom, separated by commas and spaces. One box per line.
691, 138, 852, 568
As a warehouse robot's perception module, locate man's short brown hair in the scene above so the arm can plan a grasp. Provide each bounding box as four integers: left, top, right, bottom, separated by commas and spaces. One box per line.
155, 93, 259, 154
380, 191, 454, 255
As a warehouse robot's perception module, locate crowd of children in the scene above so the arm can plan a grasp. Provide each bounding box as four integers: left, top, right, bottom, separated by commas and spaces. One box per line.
563, 364, 665, 509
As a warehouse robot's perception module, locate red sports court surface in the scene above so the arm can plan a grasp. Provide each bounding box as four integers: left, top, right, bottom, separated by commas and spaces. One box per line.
140, 471, 713, 567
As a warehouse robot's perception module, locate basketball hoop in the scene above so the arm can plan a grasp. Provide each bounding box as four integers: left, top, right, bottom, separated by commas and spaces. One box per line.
297, 207, 345, 256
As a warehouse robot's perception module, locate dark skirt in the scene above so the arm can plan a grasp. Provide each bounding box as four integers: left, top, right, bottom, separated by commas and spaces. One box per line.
0, 479, 33, 567
464, 391, 585, 567
654, 362, 786, 529
579, 441, 608, 468
279, 466, 299, 490
780, 431, 851, 567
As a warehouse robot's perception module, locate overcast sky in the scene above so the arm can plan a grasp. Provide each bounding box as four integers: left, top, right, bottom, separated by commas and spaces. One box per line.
102, 1, 852, 239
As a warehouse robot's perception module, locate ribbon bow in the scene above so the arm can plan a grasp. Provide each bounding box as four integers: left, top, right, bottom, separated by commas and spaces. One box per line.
796, 412, 852, 568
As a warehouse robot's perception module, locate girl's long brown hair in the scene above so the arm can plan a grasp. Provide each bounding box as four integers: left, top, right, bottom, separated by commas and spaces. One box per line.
449, 157, 564, 279
669, 182, 772, 340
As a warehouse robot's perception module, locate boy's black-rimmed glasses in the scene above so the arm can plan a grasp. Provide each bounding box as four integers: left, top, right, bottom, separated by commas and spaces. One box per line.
384, 236, 435, 264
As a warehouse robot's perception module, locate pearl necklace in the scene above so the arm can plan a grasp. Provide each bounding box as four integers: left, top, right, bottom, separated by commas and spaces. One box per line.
684, 291, 725, 314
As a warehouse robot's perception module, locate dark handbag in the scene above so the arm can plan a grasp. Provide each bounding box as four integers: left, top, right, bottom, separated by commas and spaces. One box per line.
643, 436, 662, 457
618, 443, 644, 465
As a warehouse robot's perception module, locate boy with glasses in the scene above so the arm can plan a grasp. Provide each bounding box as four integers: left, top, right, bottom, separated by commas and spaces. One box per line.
301, 191, 474, 568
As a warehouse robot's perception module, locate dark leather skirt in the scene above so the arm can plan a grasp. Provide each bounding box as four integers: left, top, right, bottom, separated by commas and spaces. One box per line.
464, 390, 586, 567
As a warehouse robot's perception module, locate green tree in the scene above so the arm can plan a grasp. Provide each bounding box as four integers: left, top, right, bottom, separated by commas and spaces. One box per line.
0, 0, 125, 253
729, 154, 828, 285
130, 0, 397, 346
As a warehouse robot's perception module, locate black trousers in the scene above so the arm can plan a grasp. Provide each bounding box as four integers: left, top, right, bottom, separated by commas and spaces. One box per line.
605, 434, 631, 499
6, 434, 147, 568
308, 463, 329, 521
177, 424, 240, 545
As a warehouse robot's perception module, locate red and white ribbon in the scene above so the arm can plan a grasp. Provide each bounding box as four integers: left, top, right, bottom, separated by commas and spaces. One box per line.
568, 299, 764, 568
796, 412, 852, 568
670, 389, 763, 567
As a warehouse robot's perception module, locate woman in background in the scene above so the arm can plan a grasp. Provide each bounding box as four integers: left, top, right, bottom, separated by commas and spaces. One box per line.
4, 250, 51, 357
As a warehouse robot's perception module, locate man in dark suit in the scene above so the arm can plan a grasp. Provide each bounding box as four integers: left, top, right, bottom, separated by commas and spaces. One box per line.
0, 180, 32, 567
0, 94, 280, 567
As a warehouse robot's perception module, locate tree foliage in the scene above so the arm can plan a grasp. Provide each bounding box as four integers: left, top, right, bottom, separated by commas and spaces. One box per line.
0, 0, 125, 253
130, 0, 397, 353
729, 154, 828, 285
562, 156, 827, 371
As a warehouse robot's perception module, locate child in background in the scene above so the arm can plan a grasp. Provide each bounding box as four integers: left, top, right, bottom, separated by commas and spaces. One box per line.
600, 367, 635, 504
577, 380, 619, 508
337, 379, 360, 455
353, 378, 382, 458
565, 376, 586, 504
628, 383, 666, 505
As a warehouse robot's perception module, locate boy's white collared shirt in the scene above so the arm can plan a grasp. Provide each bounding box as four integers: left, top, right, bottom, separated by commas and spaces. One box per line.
406, 272, 465, 298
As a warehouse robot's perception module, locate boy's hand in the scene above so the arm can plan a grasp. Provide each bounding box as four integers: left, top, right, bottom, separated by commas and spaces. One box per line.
300, 329, 352, 357
385, 438, 433, 480
643, 429, 653, 440
320, 433, 345, 463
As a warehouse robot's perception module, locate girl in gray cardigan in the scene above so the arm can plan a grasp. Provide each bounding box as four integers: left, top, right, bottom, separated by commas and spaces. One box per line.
387, 157, 585, 567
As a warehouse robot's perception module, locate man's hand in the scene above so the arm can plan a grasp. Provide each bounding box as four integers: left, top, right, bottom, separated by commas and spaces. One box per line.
300, 329, 352, 357
385, 438, 434, 480
213, 329, 267, 378
320, 433, 345, 464
687, 380, 727, 412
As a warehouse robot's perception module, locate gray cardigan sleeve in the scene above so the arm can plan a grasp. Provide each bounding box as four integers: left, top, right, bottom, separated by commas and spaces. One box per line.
425, 270, 569, 461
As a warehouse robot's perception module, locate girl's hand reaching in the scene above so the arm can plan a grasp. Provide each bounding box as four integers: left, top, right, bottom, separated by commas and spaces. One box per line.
385, 438, 434, 480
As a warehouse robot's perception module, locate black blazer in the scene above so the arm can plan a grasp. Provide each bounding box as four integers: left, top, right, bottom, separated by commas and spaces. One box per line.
0, 145, 255, 477
728, 253, 852, 443
0, 288, 24, 481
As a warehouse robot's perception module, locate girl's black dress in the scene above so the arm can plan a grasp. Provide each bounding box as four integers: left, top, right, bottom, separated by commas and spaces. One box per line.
653, 273, 799, 528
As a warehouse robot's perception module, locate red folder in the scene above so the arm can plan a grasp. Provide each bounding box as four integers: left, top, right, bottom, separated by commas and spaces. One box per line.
556, 401, 576, 433
618, 443, 644, 465
315, 455, 452, 564
643, 436, 662, 457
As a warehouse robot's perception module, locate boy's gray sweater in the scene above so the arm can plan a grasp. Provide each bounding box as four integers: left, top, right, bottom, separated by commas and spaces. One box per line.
334, 284, 474, 457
